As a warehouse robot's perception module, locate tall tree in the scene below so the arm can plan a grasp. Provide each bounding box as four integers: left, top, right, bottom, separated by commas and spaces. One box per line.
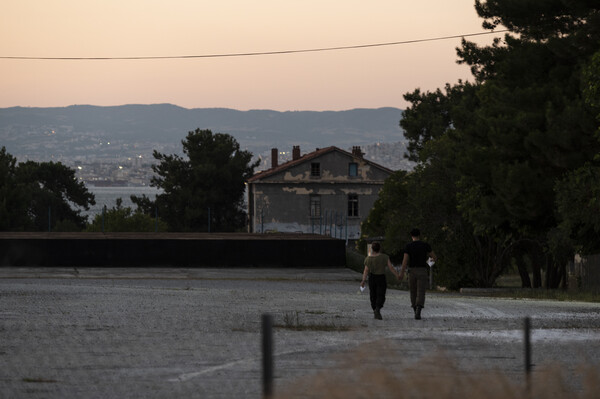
0, 147, 95, 231
134, 129, 258, 232
365, 1, 600, 289
450, 1, 600, 288
0, 147, 30, 230
554, 50, 600, 255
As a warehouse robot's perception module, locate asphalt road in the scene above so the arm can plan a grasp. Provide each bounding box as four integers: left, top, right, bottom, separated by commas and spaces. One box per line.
1, 268, 599, 398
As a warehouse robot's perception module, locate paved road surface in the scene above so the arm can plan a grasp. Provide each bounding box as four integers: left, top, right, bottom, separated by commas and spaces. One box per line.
1, 268, 599, 398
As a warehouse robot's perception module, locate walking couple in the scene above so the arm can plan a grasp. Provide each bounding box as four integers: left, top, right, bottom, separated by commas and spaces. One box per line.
360, 228, 436, 320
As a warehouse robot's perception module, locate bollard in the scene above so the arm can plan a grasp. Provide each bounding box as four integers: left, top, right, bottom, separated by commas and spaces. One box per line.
262, 313, 273, 398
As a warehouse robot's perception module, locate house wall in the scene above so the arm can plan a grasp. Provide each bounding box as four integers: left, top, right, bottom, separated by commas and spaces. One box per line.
251, 182, 381, 238
249, 150, 390, 239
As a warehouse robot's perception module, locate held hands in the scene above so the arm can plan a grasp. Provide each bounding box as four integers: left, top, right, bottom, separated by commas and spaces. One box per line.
397, 269, 405, 281
394, 265, 404, 281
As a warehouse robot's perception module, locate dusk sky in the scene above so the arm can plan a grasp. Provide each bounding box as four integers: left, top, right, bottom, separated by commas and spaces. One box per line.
1, 1, 505, 111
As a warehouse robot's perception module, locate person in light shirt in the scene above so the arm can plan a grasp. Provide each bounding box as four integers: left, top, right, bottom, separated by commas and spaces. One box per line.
360, 241, 400, 320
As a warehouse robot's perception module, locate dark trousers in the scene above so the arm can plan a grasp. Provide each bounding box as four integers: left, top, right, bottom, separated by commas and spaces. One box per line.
409, 268, 428, 308
368, 273, 387, 310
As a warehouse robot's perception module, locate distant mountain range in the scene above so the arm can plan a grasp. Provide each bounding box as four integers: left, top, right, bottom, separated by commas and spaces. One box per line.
0, 104, 413, 170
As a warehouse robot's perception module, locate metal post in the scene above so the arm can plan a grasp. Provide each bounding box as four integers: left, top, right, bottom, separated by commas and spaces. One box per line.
331, 211, 335, 238
524, 317, 532, 393
333, 212, 336, 238
102, 205, 106, 233
262, 314, 273, 398
207, 207, 211, 233
345, 215, 348, 245
319, 214, 322, 235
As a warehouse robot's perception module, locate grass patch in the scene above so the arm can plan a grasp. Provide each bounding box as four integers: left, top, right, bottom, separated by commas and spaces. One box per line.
22, 377, 58, 383
495, 274, 523, 288
480, 288, 600, 302
304, 310, 327, 315
275, 311, 352, 332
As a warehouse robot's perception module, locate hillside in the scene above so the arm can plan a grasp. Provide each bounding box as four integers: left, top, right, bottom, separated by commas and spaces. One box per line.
0, 104, 412, 170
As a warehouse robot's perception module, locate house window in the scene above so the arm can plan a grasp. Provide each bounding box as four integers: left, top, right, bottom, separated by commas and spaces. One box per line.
348, 162, 358, 177
348, 194, 359, 217
311, 162, 321, 177
310, 195, 321, 217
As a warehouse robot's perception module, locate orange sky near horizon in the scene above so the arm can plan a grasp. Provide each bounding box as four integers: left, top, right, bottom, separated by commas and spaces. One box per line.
0, 1, 504, 111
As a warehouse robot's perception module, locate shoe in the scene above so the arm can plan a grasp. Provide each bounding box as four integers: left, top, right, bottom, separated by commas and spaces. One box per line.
374, 308, 383, 320
415, 306, 422, 320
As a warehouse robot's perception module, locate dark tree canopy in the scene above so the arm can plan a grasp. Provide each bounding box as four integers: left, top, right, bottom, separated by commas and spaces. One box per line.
0, 146, 95, 231
366, 1, 600, 289
134, 129, 258, 232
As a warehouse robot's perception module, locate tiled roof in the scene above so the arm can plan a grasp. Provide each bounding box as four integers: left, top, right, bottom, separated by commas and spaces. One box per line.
247, 146, 393, 182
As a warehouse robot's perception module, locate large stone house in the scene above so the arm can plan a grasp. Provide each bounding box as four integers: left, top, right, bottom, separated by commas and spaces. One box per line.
246, 145, 393, 241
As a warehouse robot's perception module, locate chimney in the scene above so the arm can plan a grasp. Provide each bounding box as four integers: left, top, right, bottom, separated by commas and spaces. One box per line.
292, 145, 301, 160
271, 148, 278, 168
352, 146, 364, 158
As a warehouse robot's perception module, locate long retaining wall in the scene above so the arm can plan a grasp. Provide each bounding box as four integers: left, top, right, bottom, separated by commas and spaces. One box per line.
0, 232, 346, 268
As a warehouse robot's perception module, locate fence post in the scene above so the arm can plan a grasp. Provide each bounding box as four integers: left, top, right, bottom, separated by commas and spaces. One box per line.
262, 314, 273, 398
207, 207, 211, 233
332, 211, 336, 238
345, 215, 348, 245
329, 211, 335, 237
155, 206, 158, 232
102, 205, 106, 233
319, 213, 322, 235
524, 316, 532, 393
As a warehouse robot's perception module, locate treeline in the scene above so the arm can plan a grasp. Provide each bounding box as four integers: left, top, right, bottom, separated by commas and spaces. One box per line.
360, 1, 600, 290
0, 129, 257, 233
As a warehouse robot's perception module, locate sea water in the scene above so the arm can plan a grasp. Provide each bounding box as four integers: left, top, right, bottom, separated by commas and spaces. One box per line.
82, 185, 163, 221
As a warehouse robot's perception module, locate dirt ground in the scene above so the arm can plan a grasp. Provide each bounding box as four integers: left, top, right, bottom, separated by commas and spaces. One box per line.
1, 267, 600, 398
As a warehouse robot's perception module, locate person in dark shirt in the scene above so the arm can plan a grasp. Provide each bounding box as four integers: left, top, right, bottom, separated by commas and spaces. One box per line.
399, 228, 437, 320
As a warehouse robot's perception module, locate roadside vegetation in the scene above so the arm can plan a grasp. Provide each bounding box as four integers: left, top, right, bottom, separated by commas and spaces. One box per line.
275, 311, 352, 332
358, 1, 600, 293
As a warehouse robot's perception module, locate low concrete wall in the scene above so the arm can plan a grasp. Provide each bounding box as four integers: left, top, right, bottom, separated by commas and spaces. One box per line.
0, 232, 346, 268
